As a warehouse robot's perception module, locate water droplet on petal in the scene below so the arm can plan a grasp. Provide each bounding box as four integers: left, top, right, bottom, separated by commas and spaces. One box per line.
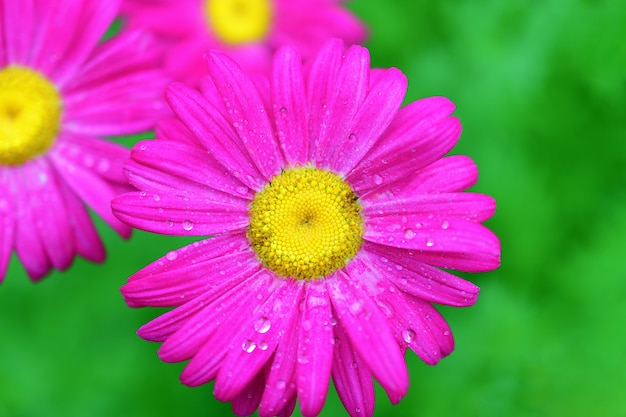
242, 340, 256, 353
403, 229, 416, 240
153, 194, 161, 202
276, 380, 286, 389
166, 220, 174, 227
236, 186, 248, 195
348, 133, 357, 141
182, 220, 194, 231
258, 340, 269, 351
165, 251, 178, 261
425, 237, 434, 247
402, 328, 416, 343
254, 317, 272, 334
441, 220, 449, 229
373, 174, 383, 185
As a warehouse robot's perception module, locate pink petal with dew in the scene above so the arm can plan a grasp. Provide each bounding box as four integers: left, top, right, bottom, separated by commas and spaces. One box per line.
331, 68, 407, 175
365, 214, 501, 272
0, 170, 15, 281
62, 70, 169, 136
271, 47, 309, 165
214, 279, 303, 402
349, 103, 461, 195
51, 132, 129, 185
360, 243, 479, 307
310, 43, 370, 168
155, 116, 199, 146
345, 255, 454, 365
331, 319, 375, 417
328, 270, 409, 401
393, 155, 480, 195
50, 149, 131, 238
232, 370, 266, 417
277, 394, 298, 417
178, 271, 277, 386
296, 280, 334, 417
10, 163, 55, 280
258, 285, 304, 417
32, 0, 121, 87
166, 82, 264, 190
206, 51, 285, 181
112, 191, 248, 236
121, 0, 205, 37
125, 139, 252, 203
146, 268, 262, 356
304, 38, 344, 161
363, 192, 496, 224
57, 177, 105, 263
123, 247, 259, 308
22, 159, 75, 271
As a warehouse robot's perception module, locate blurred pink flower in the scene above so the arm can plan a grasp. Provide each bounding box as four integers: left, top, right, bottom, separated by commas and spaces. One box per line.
0, 0, 170, 282
112, 40, 500, 417
120, 0, 367, 85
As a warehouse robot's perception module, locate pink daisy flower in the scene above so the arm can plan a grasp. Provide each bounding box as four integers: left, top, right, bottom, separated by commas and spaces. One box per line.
120, 0, 367, 85
112, 39, 500, 417
0, 0, 170, 282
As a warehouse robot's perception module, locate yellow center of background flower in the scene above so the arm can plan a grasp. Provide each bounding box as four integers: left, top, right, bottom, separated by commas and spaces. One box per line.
0, 66, 62, 166
248, 167, 364, 280
205, 0, 272, 45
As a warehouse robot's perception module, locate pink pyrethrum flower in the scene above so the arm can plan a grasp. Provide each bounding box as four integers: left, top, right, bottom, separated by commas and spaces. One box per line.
112, 39, 501, 417
0, 0, 170, 282
120, 0, 367, 84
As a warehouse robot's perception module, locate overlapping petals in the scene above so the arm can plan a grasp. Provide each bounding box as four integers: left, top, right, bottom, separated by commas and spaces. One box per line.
114, 40, 500, 417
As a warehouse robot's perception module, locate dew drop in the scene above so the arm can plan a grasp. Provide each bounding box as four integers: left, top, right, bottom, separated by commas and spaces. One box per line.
165, 251, 178, 261
182, 220, 194, 231
403, 229, 416, 240
276, 380, 286, 390
373, 174, 383, 185
425, 237, 434, 247
166, 220, 174, 227
258, 340, 269, 351
236, 186, 248, 195
153, 194, 161, 202
348, 133, 357, 141
279, 106, 287, 114
441, 220, 450, 229
242, 340, 256, 353
402, 328, 416, 343
254, 317, 272, 334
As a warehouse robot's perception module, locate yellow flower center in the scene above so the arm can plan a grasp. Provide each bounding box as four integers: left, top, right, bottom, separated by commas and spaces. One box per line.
248, 167, 364, 280
0, 66, 62, 166
205, 0, 272, 45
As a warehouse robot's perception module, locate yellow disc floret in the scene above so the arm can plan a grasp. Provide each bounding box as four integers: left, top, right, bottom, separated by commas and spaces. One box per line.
0, 66, 62, 166
248, 167, 364, 280
205, 0, 272, 45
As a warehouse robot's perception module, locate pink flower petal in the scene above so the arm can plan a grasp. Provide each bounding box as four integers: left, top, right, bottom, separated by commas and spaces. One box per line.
304, 38, 344, 161
179, 272, 276, 387
155, 116, 198, 146
50, 150, 131, 238
2, 0, 35, 64
310, 43, 370, 168
296, 280, 334, 417
331, 319, 375, 417
361, 243, 480, 307
349, 109, 461, 195
206, 50, 284, 181
57, 177, 105, 263
0, 170, 15, 281
112, 191, 248, 236
50, 132, 129, 186
364, 214, 501, 272
123, 244, 259, 308
231, 370, 266, 417
331, 67, 407, 175
20, 159, 75, 271
328, 270, 409, 400
258, 286, 304, 416
394, 154, 480, 195
214, 279, 303, 402
165, 82, 264, 190
125, 139, 253, 203
271, 46, 309, 165
363, 192, 496, 224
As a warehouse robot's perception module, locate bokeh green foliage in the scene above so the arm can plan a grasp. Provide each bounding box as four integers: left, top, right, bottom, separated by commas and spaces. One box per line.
2, 0, 625, 415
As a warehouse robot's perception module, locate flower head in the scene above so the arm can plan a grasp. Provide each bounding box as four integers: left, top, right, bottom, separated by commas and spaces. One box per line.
120, 0, 367, 85
0, 0, 170, 282
112, 39, 500, 417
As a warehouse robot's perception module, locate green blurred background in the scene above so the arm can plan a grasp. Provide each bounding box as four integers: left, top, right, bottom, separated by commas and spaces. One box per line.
2, 0, 626, 415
